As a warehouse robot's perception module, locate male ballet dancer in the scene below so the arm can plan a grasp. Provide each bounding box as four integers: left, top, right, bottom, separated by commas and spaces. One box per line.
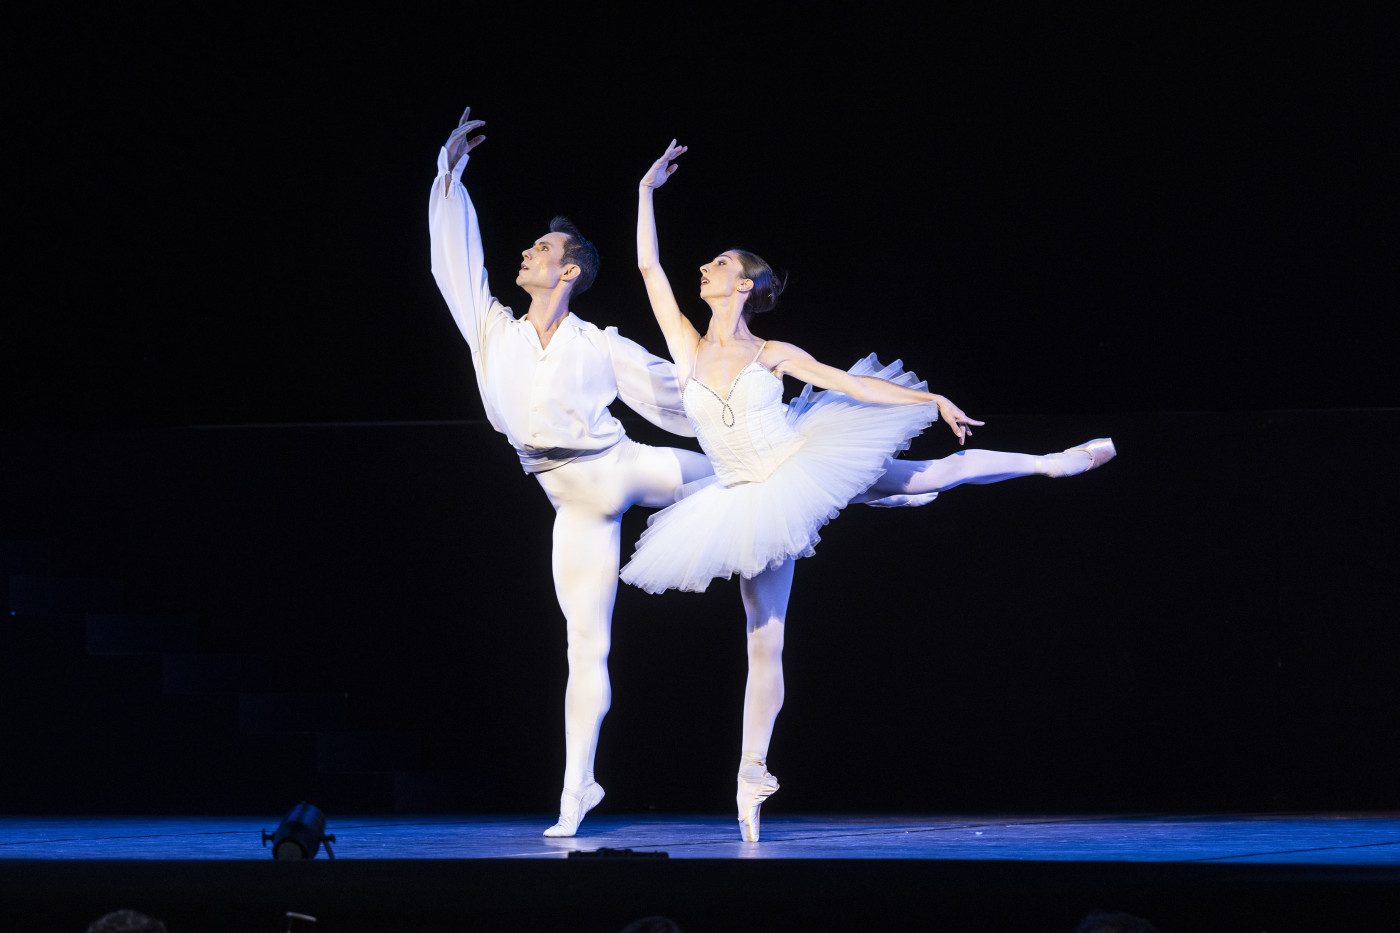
429, 107, 711, 837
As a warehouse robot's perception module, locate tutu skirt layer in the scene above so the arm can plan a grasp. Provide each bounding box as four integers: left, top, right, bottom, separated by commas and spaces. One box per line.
620, 355, 937, 594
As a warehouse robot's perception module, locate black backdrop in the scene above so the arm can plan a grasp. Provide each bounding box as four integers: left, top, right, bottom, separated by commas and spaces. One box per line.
10, 6, 1396, 426
5, 7, 1397, 813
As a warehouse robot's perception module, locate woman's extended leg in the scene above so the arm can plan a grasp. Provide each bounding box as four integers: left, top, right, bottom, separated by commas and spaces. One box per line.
736, 559, 794, 841
855, 440, 1111, 502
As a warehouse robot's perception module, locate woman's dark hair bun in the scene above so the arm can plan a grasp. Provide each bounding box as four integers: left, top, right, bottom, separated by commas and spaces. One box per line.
730, 249, 787, 315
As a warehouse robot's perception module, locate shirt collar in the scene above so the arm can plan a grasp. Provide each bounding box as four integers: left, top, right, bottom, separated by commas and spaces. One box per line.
517, 310, 589, 354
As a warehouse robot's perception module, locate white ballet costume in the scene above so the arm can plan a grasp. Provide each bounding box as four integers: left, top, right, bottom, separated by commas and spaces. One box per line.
621, 350, 937, 594
620, 344, 1115, 840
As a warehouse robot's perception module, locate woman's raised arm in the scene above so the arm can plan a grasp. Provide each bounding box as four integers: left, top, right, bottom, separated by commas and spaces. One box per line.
763, 342, 985, 445
638, 141, 702, 375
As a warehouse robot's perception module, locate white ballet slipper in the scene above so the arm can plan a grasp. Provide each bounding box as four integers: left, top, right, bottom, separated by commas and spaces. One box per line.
543, 781, 605, 838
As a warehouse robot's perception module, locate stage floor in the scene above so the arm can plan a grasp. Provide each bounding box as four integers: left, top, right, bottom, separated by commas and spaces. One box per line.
4, 812, 1398, 863
3, 813, 1397, 932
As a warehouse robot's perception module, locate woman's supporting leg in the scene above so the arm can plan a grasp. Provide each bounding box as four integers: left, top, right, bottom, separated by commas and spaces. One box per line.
736, 559, 794, 841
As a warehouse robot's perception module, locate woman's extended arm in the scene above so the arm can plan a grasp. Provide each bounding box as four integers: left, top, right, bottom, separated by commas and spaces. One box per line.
764, 341, 984, 444
638, 141, 702, 374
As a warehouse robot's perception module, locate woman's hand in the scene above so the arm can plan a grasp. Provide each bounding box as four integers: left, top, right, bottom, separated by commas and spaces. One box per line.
934, 395, 984, 445
640, 140, 687, 190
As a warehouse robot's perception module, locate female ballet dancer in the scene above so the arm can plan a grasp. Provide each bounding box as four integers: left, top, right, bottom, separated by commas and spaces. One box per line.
621, 141, 1115, 841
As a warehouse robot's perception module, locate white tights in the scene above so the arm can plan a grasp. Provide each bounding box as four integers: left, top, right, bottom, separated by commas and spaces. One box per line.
535, 442, 1088, 796
534, 438, 711, 791
855, 447, 1085, 501
739, 560, 793, 765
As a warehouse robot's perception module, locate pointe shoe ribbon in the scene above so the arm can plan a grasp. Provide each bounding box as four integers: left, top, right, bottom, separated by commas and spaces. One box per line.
1045, 437, 1116, 477
863, 492, 940, 508
737, 768, 780, 843
1066, 437, 1116, 471
543, 781, 605, 838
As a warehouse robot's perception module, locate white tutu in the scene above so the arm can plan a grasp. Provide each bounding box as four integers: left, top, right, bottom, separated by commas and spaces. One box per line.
621, 355, 938, 594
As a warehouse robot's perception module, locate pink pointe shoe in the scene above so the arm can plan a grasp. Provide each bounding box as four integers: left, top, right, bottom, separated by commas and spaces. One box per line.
1046, 437, 1116, 477
736, 765, 780, 842
543, 781, 605, 838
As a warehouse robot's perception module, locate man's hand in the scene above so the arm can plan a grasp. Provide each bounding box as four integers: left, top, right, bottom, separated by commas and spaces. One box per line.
640, 139, 687, 190
446, 106, 486, 170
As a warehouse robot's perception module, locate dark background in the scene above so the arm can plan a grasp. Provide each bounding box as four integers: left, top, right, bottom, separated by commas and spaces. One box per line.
10, 6, 1396, 426
3, 7, 1397, 814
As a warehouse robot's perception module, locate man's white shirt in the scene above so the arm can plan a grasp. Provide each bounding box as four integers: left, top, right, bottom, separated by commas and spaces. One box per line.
429, 148, 694, 472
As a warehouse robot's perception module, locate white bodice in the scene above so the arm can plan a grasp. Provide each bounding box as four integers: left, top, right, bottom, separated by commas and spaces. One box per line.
683, 363, 806, 486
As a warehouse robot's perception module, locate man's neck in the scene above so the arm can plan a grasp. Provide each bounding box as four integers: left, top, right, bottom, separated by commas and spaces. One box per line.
524, 293, 572, 349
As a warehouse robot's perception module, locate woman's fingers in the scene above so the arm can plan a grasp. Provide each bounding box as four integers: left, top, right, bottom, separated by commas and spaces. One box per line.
644, 142, 687, 188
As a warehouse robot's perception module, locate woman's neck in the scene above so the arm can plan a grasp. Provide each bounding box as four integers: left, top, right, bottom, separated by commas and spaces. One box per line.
702, 297, 757, 346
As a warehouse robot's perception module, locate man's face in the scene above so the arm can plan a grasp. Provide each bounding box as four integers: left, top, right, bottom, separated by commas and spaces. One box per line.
516, 232, 574, 292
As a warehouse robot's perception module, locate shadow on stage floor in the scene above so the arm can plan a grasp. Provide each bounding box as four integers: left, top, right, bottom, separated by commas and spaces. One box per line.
3, 812, 1396, 931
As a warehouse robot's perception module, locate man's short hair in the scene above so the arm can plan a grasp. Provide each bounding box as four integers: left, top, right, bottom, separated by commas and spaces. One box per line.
549, 216, 599, 296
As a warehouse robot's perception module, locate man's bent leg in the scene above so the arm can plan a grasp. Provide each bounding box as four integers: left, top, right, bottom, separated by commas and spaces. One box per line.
621, 442, 713, 509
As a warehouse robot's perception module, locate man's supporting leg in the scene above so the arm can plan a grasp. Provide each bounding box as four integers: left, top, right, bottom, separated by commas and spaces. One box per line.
553, 502, 620, 792
534, 441, 711, 837
539, 499, 620, 837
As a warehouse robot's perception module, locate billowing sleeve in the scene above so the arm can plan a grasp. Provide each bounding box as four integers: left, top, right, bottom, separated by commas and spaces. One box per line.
605, 327, 696, 437
429, 147, 508, 355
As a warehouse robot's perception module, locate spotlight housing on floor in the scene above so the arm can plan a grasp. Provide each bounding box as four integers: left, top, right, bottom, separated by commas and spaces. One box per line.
262, 802, 336, 860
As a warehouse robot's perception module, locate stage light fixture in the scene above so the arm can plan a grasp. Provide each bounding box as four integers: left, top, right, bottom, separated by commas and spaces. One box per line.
567, 847, 668, 858
262, 802, 336, 860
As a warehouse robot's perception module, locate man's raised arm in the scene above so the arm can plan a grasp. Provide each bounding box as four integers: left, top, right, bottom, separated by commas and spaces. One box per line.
429, 106, 502, 355
605, 328, 696, 438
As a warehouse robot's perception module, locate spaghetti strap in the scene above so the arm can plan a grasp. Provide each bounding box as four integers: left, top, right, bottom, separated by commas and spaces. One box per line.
691, 340, 767, 389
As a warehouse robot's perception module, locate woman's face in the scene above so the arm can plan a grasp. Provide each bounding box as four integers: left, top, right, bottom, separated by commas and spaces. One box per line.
699, 252, 751, 302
